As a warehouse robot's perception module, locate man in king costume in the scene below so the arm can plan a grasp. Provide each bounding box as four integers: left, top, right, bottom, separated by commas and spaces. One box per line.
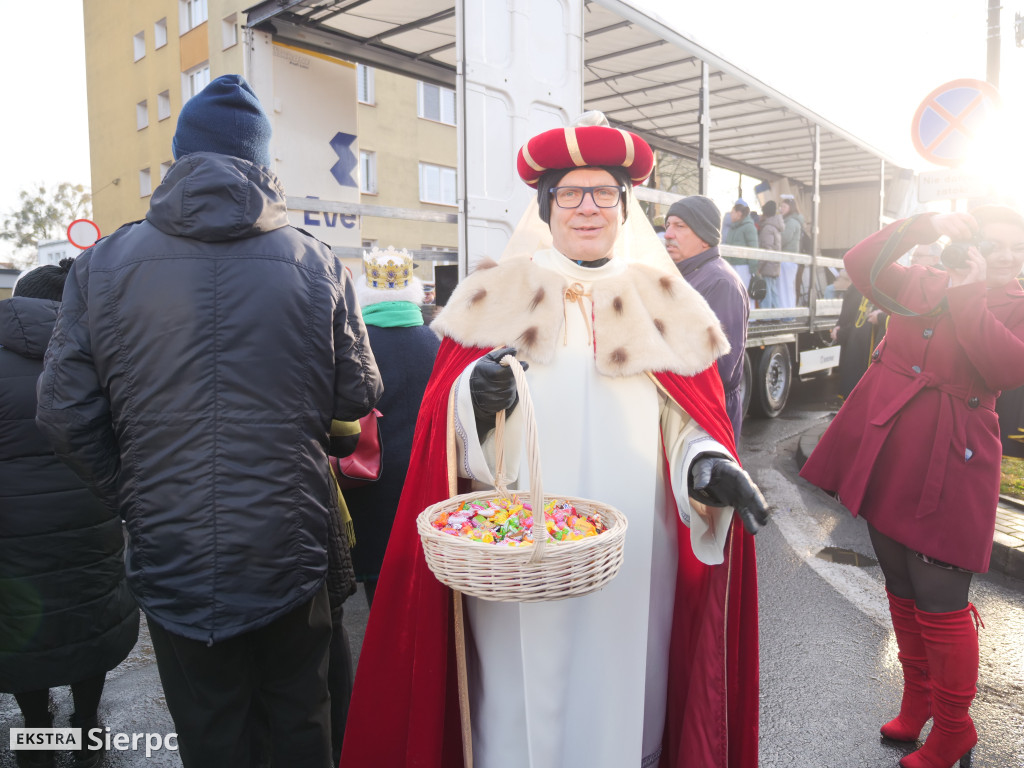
340, 114, 769, 768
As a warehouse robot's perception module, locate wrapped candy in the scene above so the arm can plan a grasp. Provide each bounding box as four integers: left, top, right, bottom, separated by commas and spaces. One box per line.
431, 495, 607, 546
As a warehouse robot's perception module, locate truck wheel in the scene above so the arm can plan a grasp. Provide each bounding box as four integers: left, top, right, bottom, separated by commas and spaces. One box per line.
739, 351, 753, 418
750, 344, 791, 418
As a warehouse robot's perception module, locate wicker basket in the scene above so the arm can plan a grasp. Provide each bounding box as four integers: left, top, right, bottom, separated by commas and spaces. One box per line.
416, 355, 627, 602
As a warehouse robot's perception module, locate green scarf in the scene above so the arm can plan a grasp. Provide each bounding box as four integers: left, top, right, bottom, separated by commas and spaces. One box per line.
361, 301, 424, 328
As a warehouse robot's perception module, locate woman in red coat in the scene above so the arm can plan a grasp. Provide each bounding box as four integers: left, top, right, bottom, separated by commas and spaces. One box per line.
801, 207, 1024, 768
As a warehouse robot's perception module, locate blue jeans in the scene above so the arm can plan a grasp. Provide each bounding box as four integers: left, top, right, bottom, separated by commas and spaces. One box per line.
760, 276, 781, 308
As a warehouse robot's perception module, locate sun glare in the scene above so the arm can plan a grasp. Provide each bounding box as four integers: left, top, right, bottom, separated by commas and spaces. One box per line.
959, 98, 1024, 210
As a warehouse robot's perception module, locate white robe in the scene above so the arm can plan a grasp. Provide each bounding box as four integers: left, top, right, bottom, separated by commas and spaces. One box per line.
452, 250, 734, 768
779, 260, 799, 309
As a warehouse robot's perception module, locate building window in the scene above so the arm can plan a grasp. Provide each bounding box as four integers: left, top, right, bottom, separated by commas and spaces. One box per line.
180, 0, 208, 33
140, 168, 152, 197
357, 64, 375, 105
419, 162, 457, 206
133, 31, 145, 61
136, 100, 149, 130
362, 239, 377, 249
360, 151, 377, 194
417, 82, 456, 125
157, 90, 171, 121
222, 14, 238, 49
160, 161, 172, 181
182, 63, 211, 103
155, 18, 168, 49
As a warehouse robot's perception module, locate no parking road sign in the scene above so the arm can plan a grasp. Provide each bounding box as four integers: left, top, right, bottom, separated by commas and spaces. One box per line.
66, 219, 101, 249
911, 79, 1001, 167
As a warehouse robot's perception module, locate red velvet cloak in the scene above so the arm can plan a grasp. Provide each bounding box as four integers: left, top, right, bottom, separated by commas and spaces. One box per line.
339, 337, 759, 768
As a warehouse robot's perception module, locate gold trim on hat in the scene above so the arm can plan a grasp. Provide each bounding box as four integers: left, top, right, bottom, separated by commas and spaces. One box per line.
522, 143, 544, 173
564, 127, 585, 167
363, 246, 413, 290
618, 129, 635, 167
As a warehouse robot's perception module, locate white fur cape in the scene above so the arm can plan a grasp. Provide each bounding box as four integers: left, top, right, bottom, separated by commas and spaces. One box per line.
431, 253, 729, 378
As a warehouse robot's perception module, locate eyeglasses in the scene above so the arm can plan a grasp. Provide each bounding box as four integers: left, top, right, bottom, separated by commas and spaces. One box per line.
980, 240, 1024, 257
549, 185, 625, 209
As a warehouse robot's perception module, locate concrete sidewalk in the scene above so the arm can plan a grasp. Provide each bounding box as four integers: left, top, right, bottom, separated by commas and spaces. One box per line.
795, 422, 1024, 581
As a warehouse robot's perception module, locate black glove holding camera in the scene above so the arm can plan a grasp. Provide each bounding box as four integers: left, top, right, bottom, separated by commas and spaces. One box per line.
689, 454, 770, 535
469, 347, 529, 436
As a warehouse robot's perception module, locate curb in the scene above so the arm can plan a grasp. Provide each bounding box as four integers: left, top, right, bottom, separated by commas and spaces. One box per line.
794, 423, 828, 471
992, 496, 1024, 580
794, 425, 1024, 580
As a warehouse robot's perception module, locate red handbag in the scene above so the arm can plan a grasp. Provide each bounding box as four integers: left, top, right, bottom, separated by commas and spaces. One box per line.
329, 409, 383, 489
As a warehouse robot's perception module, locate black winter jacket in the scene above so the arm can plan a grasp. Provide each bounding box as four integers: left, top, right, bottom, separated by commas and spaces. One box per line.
1, 297, 139, 692
36, 153, 383, 643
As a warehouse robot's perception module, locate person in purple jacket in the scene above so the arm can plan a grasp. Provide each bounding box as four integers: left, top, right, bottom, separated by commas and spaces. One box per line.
665, 195, 750, 439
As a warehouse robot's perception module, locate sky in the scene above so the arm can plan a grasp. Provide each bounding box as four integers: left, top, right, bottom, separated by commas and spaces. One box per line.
1, 0, 1022, 260
638, 0, 1013, 168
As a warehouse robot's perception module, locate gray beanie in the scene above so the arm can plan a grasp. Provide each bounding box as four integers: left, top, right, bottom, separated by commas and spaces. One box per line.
666, 195, 721, 247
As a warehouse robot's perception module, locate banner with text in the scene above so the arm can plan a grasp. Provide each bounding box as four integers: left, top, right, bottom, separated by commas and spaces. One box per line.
272, 42, 360, 248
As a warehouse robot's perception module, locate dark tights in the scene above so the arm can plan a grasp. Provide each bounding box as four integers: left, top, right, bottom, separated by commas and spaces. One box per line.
14, 673, 107, 728
868, 524, 973, 614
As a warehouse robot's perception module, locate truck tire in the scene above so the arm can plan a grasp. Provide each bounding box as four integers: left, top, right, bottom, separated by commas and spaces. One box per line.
739, 351, 753, 418
750, 344, 791, 418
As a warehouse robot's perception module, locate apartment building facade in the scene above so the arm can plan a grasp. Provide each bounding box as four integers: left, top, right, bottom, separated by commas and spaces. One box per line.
83, 0, 458, 276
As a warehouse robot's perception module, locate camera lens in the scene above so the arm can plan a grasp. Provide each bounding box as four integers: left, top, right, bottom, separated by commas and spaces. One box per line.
940, 241, 970, 270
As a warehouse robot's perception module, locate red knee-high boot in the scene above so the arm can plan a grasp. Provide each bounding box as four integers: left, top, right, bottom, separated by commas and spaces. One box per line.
900, 605, 982, 768
880, 591, 931, 742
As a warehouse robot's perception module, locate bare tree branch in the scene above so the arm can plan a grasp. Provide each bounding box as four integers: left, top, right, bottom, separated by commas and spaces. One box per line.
2, 182, 92, 268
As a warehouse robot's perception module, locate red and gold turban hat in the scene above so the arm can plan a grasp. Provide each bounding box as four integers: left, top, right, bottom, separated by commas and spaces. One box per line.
516, 124, 655, 188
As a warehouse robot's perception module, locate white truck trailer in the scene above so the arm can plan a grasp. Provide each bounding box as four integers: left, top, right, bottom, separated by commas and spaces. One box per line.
240, 0, 915, 417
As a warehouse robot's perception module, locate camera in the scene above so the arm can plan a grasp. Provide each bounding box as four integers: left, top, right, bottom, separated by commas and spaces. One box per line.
940, 239, 994, 270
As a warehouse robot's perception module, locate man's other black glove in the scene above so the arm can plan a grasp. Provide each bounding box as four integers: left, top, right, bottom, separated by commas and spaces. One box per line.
689, 454, 770, 535
469, 347, 529, 436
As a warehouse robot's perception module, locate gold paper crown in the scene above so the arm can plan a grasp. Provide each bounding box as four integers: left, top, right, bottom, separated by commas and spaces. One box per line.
363, 246, 413, 290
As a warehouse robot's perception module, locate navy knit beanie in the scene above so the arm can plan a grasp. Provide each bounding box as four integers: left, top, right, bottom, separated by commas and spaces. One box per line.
667, 195, 722, 247
172, 74, 272, 166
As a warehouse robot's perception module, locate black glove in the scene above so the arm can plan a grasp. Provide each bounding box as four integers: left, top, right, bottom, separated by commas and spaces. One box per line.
689, 454, 770, 535
469, 347, 529, 436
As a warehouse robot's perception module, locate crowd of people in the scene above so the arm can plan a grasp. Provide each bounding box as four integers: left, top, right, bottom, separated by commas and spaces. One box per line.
2, 73, 1023, 768
707, 193, 809, 311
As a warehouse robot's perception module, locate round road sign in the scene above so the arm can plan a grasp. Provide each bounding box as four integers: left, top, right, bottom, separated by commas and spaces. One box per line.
67, 219, 101, 249
911, 79, 1001, 168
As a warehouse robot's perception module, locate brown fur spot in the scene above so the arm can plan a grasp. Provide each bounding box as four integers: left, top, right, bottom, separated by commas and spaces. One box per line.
653, 318, 666, 336
519, 326, 540, 349
473, 259, 499, 272
659, 276, 675, 296
529, 287, 546, 312
609, 348, 628, 365
469, 288, 487, 306
612, 296, 624, 314
707, 326, 720, 348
